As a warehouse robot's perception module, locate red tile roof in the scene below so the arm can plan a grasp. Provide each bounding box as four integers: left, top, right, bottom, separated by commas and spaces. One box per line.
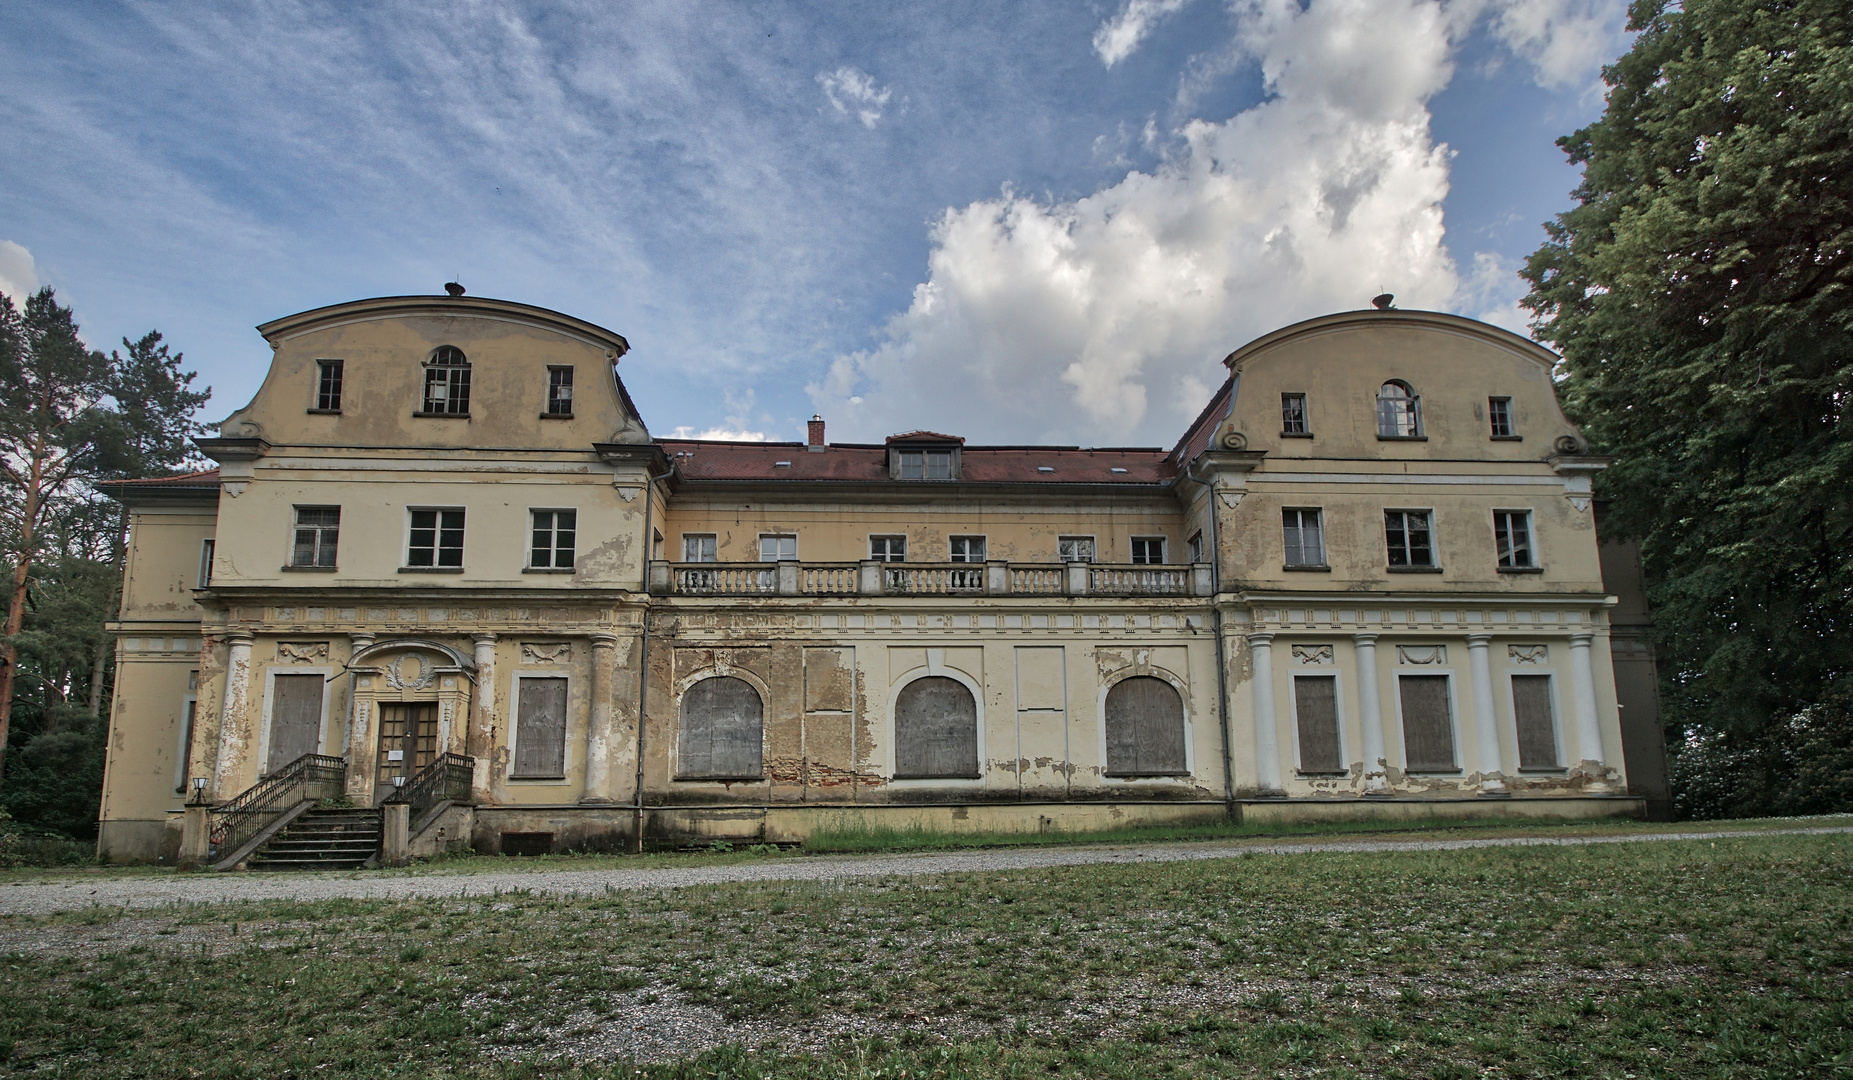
1168, 374, 1235, 467
885, 430, 965, 444
656, 441, 1176, 485
104, 469, 222, 488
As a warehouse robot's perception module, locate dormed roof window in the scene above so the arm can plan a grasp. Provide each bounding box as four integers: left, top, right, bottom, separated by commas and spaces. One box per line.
886, 430, 963, 481
420, 345, 471, 416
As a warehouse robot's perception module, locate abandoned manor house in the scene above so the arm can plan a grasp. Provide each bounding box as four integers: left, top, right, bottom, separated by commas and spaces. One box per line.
94, 292, 1670, 866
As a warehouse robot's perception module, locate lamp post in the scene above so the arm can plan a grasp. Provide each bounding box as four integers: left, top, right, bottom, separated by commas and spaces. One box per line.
189, 777, 208, 806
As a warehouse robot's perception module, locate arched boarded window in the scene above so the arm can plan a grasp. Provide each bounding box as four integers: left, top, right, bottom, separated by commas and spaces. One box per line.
1376, 380, 1420, 438
894, 676, 979, 778
677, 676, 763, 780
1104, 676, 1187, 777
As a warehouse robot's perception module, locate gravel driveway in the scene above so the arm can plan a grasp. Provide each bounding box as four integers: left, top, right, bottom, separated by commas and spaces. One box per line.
3, 826, 1845, 916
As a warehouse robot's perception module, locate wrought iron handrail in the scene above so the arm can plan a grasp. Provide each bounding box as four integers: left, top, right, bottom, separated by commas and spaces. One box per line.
209, 753, 346, 862
389, 752, 475, 821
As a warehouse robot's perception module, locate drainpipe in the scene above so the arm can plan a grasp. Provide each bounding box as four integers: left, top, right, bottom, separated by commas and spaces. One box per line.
633, 460, 673, 854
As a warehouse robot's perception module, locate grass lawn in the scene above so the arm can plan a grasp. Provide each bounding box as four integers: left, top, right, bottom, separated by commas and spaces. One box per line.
0, 831, 1846, 1078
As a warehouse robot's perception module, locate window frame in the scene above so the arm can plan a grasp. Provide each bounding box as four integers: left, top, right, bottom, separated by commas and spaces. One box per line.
681, 533, 718, 563
891, 674, 983, 780
527, 508, 578, 572
1376, 380, 1424, 439
1280, 392, 1311, 436
543, 365, 575, 418
1282, 507, 1328, 569
676, 673, 767, 781
416, 345, 472, 417
197, 538, 215, 588
1394, 670, 1463, 774
508, 672, 572, 781
404, 506, 466, 571
1384, 508, 1438, 571
895, 448, 955, 481
757, 533, 798, 562
869, 534, 908, 563
288, 505, 341, 569
1290, 671, 1347, 775
312, 359, 344, 413
1100, 673, 1191, 778
1186, 531, 1204, 564
1057, 535, 1096, 564
1488, 396, 1519, 439
1493, 509, 1538, 571
1130, 536, 1167, 565
947, 535, 987, 563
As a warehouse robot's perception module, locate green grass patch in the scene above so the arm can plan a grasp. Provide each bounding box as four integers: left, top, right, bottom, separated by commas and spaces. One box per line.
0, 831, 1847, 1077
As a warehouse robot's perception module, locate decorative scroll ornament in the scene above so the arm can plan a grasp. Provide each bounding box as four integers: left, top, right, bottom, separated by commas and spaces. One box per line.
277, 641, 329, 663
1554, 434, 1586, 455
384, 653, 436, 691
1220, 429, 1248, 450
1508, 644, 1549, 665
1292, 644, 1334, 665
521, 642, 573, 664
1397, 645, 1447, 665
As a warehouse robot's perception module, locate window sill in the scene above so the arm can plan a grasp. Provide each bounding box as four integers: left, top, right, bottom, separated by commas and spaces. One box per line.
280, 565, 338, 573
1386, 565, 1443, 574
1279, 431, 1314, 439
1102, 771, 1192, 779
522, 567, 576, 574
893, 773, 984, 781
508, 775, 567, 782
305, 408, 341, 416
410, 411, 470, 419
1407, 769, 1463, 776
1490, 434, 1524, 441
673, 774, 767, 783
1284, 564, 1332, 572
1377, 434, 1428, 442
1518, 766, 1567, 774
1296, 770, 1349, 777
539, 412, 574, 420
399, 566, 465, 574
1497, 565, 1544, 574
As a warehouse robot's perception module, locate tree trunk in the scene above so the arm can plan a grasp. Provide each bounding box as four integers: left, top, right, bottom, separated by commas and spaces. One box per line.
0, 442, 48, 780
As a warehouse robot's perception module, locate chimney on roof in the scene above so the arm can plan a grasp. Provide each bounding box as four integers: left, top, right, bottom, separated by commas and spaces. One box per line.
807, 415, 826, 452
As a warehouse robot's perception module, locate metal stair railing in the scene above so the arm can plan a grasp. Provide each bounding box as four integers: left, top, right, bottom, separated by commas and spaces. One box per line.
209, 754, 346, 864
387, 752, 475, 822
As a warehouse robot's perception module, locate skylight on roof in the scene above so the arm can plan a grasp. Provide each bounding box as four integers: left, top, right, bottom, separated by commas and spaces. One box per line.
1037, 466, 1055, 473
1110, 467, 1128, 473
774, 461, 791, 467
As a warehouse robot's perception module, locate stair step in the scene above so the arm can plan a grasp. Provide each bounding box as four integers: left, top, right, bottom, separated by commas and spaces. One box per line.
241, 807, 383, 872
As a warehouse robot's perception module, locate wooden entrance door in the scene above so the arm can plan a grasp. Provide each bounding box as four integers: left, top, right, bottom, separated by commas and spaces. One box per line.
376, 702, 439, 794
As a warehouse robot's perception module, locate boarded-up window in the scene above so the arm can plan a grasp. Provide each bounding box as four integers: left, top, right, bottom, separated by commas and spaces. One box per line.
512, 677, 569, 778
678, 676, 764, 779
1104, 676, 1187, 776
1294, 675, 1342, 773
266, 674, 324, 772
1512, 674, 1559, 769
1399, 675, 1456, 771
894, 676, 980, 778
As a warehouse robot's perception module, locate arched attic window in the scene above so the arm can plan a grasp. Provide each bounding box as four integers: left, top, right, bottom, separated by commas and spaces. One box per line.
1376, 380, 1421, 438
677, 676, 764, 780
894, 676, 979, 779
421, 345, 472, 416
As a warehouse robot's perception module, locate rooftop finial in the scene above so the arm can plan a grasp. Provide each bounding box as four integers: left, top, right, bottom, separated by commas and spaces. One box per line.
444, 281, 465, 297
1371, 293, 1394, 310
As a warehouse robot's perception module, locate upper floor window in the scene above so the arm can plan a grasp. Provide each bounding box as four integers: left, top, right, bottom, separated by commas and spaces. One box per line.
1376, 380, 1421, 438
682, 534, 717, 563
1281, 393, 1309, 435
1489, 396, 1516, 438
870, 535, 907, 562
407, 508, 465, 568
545, 366, 574, 417
530, 509, 576, 569
1186, 531, 1204, 564
197, 538, 215, 587
759, 533, 797, 562
421, 346, 471, 415
897, 449, 953, 480
948, 535, 986, 563
1283, 508, 1326, 568
1058, 536, 1095, 563
314, 359, 343, 412
1385, 509, 1435, 568
1131, 537, 1166, 564
1494, 510, 1536, 569
291, 506, 340, 567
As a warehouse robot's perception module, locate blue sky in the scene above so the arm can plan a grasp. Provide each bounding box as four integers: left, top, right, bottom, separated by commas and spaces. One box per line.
0, 0, 1630, 448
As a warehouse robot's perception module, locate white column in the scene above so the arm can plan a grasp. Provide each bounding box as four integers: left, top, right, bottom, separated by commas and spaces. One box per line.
343, 632, 377, 802
469, 633, 499, 803
580, 633, 620, 804
209, 631, 254, 800
1352, 634, 1389, 794
1465, 633, 1508, 794
1248, 633, 1282, 794
1568, 631, 1612, 792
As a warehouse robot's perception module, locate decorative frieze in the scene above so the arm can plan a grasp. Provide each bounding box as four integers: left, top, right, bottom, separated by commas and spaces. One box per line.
521, 642, 573, 664
1292, 644, 1334, 665
1397, 645, 1447, 665
383, 653, 438, 692
1508, 644, 1549, 665
277, 641, 329, 663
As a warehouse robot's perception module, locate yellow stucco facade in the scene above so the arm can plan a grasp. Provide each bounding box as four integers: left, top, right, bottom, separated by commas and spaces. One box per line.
97, 294, 1658, 862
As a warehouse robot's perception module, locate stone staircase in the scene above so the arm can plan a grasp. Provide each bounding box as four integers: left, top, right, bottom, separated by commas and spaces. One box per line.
246, 808, 382, 870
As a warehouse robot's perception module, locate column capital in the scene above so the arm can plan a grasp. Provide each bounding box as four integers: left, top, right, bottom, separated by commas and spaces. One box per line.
1568, 631, 1597, 646
348, 631, 376, 646
223, 629, 254, 645
589, 631, 621, 649
1466, 632, 1494, 647
472, 632, 499, 647
1352, 632, 1379, 646
1246, 631, 1276, 647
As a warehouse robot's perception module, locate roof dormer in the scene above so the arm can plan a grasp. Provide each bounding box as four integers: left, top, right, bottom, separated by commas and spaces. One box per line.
885, 431, 964, 481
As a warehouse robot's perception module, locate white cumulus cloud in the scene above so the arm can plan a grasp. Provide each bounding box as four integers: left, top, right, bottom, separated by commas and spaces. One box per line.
817, 66, 893, 128
0, 240, 39, 304
1094, 0, 1197, 67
